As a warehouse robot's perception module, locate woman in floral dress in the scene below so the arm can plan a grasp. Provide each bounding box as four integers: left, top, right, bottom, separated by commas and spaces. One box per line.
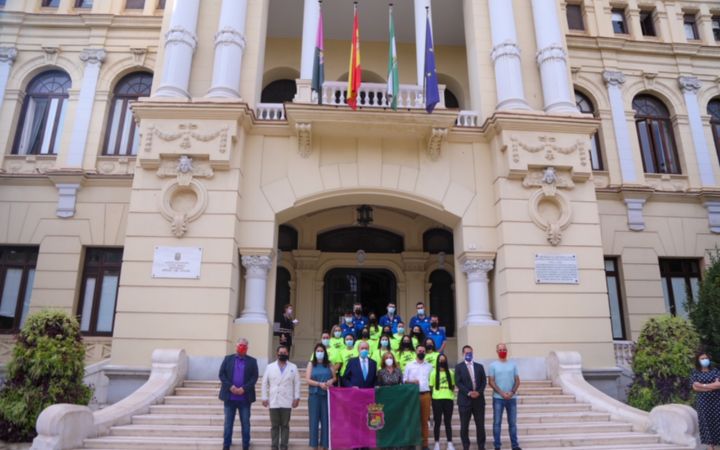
691, 352, 720, 449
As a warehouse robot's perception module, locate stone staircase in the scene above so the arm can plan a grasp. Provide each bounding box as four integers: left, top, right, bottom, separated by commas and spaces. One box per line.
74, 369, 693, 450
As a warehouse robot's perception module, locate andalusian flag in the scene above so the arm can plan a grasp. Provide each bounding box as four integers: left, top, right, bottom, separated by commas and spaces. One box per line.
329, 384, 421, 448
347, 2, 362, 110
423, 11, 440, 113
311, 2, 324, 104
386, 4, 399, 111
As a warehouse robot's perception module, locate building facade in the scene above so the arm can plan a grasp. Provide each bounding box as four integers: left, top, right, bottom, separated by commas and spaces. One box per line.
1, 0, 719, 380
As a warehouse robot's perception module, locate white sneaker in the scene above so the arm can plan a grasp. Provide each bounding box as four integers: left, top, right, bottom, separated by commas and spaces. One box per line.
447, 443, 455, 450
434, 442, 441, 450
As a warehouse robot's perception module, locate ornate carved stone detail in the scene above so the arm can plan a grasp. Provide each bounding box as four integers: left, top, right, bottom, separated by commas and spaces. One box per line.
84, 337, 112, 364
523, 166, 575, 190
536, 44, 567, 65
241, 255, 273, 279
510, 136, 587, 167
591, 173, 610, 189
624, 198, 646, 232
296, 123, 312, 158
0, 47, 17, 65
462, 259, 494, 282
678, 76, 701, 94
645, 175, 688, 193
215, 27, 246, 49
97, 157, 134, 175
165, 26, 198, 51
427, 128, 448, 161
157, 155, 213, 238
3, 155, 55, 174
79, 48, 106, 66
704, 202, 720, 234
527, 169, 573, 246
130, 47, 148, 66
144, 123, 229, 154
42, 46, 60, 65
491, 41, 521, 62
602, 70, 626, 87
642, 71, 658, 89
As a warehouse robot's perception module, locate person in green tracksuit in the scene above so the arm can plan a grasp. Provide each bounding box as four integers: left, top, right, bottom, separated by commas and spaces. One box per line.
367, 314, 382, 349
328, 325, 346, 354
339, 335, 359, 376
429, 353, 456, 450
308, 331, 343, 369
396, 335, 416, 372
423, 338, 440, 369
391, 322, 406, 351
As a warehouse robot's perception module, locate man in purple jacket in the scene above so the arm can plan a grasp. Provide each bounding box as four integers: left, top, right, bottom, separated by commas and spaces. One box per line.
219, 338, 259, 450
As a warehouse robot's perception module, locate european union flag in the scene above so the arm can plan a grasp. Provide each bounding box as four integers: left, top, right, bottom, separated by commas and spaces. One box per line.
423, 14, 440, 114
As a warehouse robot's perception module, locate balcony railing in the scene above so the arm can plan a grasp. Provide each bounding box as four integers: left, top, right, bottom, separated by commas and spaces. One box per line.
318, 81, 446, 110
456, 110, 479, 127
256, 103, 286, 121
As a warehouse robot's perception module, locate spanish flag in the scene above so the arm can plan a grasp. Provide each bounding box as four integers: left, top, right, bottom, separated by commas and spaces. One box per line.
347, 2, 362, 110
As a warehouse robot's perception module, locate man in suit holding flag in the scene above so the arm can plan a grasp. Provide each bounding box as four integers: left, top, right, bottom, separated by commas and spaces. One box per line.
341, 341, 377, 388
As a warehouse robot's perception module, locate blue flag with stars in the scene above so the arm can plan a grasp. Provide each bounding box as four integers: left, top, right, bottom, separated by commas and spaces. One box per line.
423, 13, 440, 114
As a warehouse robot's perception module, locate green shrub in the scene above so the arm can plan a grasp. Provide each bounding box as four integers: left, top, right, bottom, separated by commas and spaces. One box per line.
687, 248, 720, 360
0, 310, 92, 442
627, 315, 699, 411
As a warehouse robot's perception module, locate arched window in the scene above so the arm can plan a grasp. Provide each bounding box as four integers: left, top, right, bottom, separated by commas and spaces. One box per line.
278, 225, 298, 252
12, 70, 71, 155
423, 228, 454, 254
444, 89, 459, 109
708, 99, 720, 162
575, 90, 604, 170
261, 79, 297, 104
633, 95, 680, 174
317, 228, 404, 253
429, 270, 455, 337
103, 72, 153, 156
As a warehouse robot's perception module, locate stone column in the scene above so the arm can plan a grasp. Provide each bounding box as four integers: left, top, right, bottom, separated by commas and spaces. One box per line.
462, 259, 497, 325
414, 0, 431, 87
0, 47, 17, 116
66, 48, 106, 167
237, 255, 273, 323
207, 0, 248, 98
488, 0, 530, 110
603, 70, 638, 183
530, 0, 576, 114
299, 0, 320, 80
679, 76, 716, 186
154, 0, 200, 98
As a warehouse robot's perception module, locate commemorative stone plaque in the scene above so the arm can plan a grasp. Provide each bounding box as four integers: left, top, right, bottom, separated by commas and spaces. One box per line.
535, 253, 579, 284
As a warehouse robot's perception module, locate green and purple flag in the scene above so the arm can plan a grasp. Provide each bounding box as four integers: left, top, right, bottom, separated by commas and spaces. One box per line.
329, 384, 421, 448
311, 2, 324, 104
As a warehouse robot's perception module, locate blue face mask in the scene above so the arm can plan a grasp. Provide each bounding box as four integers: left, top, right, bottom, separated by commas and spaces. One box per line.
334, 331, 342, 338
380, 339, 389, 348
321, 338, 330, 347
700, 358, 711, 368
464, 352, 473, 362
397, 327, 405, 334
360, 349, 370, 359
346, 340, 354, 348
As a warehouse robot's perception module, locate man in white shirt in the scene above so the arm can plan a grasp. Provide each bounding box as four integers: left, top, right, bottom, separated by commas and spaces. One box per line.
403, 344, 433, 450
261, 345, 301, 450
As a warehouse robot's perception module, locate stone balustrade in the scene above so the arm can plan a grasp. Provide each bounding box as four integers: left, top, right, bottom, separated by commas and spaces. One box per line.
318, 81, 446, 110
256, 103, 286, 121
613, 340, 635, 370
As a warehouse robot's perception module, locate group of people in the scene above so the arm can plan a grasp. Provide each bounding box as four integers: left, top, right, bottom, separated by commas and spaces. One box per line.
219, 302, 522, 450
691, 351, 720, 450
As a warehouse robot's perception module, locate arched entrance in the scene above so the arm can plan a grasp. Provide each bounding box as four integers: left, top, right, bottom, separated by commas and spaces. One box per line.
323, 268, 397, 332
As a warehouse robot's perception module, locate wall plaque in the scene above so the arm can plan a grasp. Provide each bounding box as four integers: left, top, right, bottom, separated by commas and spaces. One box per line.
535, 253, 579, 284
152, 246, 202, 279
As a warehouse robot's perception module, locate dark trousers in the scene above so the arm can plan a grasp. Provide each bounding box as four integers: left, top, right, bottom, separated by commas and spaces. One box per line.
270, 407, 292, 450
223, 400, 251, 449
459, 400, 486, 450
432, 399, 454, 442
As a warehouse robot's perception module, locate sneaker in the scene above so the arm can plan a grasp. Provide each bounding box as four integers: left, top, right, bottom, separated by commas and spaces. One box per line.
434, 443, 441, 450
447, 443, 455, 450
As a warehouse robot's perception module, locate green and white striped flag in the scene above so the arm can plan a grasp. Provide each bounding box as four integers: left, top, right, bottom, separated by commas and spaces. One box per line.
387, 4, 399, 111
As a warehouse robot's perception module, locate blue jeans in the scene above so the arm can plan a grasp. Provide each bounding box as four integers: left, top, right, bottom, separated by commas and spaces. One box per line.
308, 393, 329, 448
492, 397, 519, 449
223, 400, 251, 449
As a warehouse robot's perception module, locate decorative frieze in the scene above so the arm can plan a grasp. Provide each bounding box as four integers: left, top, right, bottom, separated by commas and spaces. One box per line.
296, 123, 312, 158
525, 167, 573, 246
143, 123, 229, 154
510, 136, 587, 167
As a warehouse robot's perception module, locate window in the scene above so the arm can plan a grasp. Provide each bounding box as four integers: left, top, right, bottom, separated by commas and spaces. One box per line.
712, 16, 720, 41
566, 4, 585, 31
75, 0, 92, 7
639, 10, 656, 36
660, 259, 701, 319
12, 71, 70, 155
709, 99, 720, 161
261, 79, 297, 104
611, 9, 627, 34
575, 91, 604, 170
0, 247, 37, 332
429, 270, 455, 337
423, 228, 454, 254
103, 72, 152, 156
604, 258, 626, 340
633, 95, 681, 174
77, 248, 123, 335
684, 14, 699, 40
41, 0, 60, 7
157, 0, 165, 8
125, 0, 144, 9
444, 89, 459, 109
316, 228, 404, 253
278, 225, 298, 252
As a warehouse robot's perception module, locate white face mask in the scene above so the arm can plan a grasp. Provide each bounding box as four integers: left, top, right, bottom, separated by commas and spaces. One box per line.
287, 308, 293, 315
388, 307, 395, 314
385, 358, 394, 367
